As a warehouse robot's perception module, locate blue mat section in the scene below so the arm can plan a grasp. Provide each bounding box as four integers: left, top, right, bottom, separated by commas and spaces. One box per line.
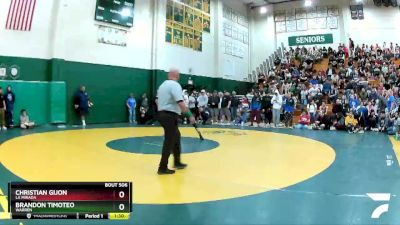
106, 136, 219, 154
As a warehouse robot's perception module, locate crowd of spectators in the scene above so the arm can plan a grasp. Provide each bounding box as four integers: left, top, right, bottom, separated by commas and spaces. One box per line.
169, 40, 400, 136
252, 40, 400, 134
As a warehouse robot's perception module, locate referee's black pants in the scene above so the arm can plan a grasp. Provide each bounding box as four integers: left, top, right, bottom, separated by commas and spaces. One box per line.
158, 111, 182, 170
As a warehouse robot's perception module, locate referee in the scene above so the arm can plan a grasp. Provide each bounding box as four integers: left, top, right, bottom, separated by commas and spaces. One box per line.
157, 69, 195, 175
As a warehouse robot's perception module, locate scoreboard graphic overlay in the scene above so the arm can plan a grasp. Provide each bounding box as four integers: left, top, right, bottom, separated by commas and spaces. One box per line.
8, 182, 132, 220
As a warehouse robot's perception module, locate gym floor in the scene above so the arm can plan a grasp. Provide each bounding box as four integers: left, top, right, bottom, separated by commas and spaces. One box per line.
0, 124, 400, 225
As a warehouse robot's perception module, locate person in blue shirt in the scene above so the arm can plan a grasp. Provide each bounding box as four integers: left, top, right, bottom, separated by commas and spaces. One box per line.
349, 94, 360, 112
310, 76, 319, 85
291, 68, 300, 78
387, 91, 396, 111
357, 102, 368, 130
283, 93, 295, 128
322, 80, 332, 95
126, 93, 137, 123
74, 85, 92, 126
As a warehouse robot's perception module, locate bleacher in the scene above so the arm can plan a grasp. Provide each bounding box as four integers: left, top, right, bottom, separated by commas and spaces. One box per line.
291, 56, 400, 124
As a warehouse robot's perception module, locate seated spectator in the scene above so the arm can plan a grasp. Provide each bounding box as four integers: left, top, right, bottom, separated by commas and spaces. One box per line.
310, 76, 319, 86
322, 47, 328, 58
322, 79, 332, 95
234, 98, 250, 127
387, 111, 399, 135
295, 110, 311, 129
138, 106, 152, 125
345, 111, 360, 133
314, 89, 323, 107
359, 88, 368, 101
367, 110, 379, 131
313, 109, 332, 130
329, 87, 339, 103
274, 57, 281, 66
20, 109, 35, 129
330, 57, 338, 68
328, 46, 333, 54
200, 107, 211, 125
331, 112, 345, 131
331, 73, 340, 85
377, 110, 387, 132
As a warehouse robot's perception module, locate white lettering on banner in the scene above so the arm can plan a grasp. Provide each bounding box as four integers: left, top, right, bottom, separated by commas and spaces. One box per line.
289, 34, 332, 46
296, 36, 325, 44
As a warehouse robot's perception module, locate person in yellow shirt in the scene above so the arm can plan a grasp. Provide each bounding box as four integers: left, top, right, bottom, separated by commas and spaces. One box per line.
345, 111, 360, 133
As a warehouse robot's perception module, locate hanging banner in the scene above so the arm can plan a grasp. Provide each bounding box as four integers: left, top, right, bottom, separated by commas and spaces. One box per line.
193, 10, 203, 32
203, 0, 210, 14
193, 0, 202, 10
182, 0, 193, 7
288, 33, 333, 46
165, 20, 173, 43
193, 30, 202, 51
202, 13, 210, 33
184, 27, 194, 48
184, 6, 194, 28
165, 0, 209, 52
173, 2, 184, 24
166, 0, 174, 21
173, 22, 184, 46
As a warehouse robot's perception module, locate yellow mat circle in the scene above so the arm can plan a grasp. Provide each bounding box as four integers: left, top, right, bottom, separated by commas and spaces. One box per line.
0, 127, 335, 204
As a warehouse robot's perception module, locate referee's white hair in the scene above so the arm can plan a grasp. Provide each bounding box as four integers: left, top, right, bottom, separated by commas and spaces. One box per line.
168, 68, 180, 80
169, 68, 180, 74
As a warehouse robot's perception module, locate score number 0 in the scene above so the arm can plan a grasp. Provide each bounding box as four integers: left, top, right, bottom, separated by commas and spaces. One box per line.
119, 191, 126, 211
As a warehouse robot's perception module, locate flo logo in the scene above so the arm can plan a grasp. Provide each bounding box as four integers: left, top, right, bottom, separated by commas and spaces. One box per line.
367, 193, 391, 219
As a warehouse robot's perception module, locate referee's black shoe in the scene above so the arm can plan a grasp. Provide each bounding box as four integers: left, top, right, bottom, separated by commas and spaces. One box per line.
157, 168, 175, 175
174, 163, 187, 170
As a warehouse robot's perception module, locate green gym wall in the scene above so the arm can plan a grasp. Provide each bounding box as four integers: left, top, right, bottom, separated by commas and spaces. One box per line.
0, 55, 252, 125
